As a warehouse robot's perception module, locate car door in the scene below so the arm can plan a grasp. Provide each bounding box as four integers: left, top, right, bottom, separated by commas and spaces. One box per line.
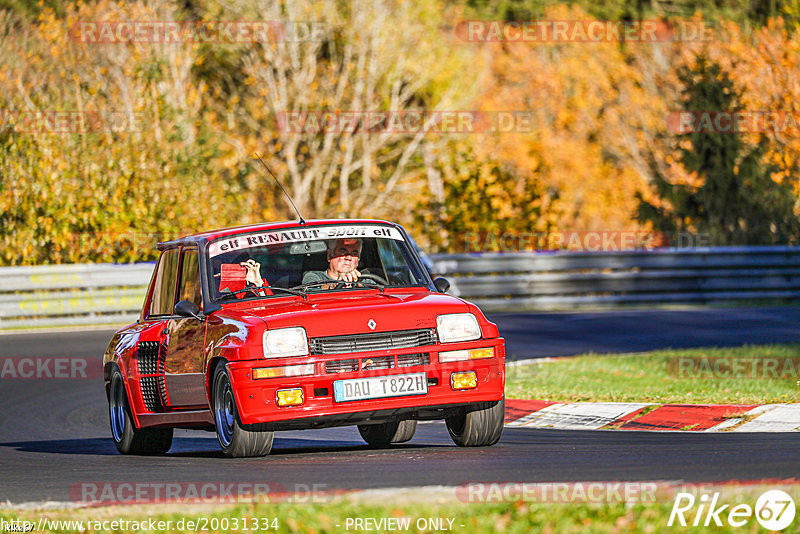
138, 247, 180, 412
163, 246, 208, 408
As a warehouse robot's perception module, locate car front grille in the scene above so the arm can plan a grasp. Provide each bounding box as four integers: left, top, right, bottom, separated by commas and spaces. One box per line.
324, 353, 430, 374
325, 359, 359, 373
361, 355, 394, 371
397, 353, 430, 367
309, 328, 437, 355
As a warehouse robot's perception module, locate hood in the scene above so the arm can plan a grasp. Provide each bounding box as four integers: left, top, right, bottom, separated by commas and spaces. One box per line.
222, 290, 470, 338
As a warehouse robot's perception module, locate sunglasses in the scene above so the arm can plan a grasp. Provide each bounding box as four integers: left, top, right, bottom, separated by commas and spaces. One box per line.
331, 247, 360, 258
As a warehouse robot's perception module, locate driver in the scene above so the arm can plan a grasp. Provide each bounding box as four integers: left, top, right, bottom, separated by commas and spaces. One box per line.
302, 238, 362, 285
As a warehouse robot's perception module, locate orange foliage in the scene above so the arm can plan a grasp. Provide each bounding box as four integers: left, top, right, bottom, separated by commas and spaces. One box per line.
475, 5, 658, 234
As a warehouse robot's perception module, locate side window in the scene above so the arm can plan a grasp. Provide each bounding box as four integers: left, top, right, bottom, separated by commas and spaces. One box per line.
177, 248, 202, 309
377, 239, 408, 272
148, 248, 180, 317
376, 239, 424, 285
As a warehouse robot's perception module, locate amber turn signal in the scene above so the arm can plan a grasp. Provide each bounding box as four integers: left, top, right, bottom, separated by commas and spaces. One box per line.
253, 364, 315, 380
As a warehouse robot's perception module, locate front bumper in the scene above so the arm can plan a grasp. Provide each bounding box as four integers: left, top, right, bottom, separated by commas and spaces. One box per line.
227, 338, 505, 427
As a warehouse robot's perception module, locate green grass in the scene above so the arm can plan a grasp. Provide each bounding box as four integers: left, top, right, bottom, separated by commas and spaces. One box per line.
506, 344, 800, 404
1, 488, 792, 534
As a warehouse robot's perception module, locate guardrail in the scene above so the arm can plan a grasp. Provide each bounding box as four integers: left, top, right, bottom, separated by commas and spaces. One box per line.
431, 246, 800, 312
1, 246, 799, 328
0, 264, 153, 329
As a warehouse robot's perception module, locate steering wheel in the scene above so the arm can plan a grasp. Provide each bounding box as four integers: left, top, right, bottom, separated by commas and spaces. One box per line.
358, 273, 390, 286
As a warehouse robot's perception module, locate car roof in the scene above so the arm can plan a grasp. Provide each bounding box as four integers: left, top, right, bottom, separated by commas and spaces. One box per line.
157, 219, 398, 249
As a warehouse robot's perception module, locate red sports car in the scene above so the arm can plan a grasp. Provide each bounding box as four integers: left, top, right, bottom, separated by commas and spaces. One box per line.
104, 220, 506, 457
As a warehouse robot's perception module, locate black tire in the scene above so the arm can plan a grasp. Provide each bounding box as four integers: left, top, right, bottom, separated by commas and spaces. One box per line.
213, 362, 274, 458
445, 398, 504, 447
391, 420, 417, 443
357, 419, 417, 446
108, 368, 173, 455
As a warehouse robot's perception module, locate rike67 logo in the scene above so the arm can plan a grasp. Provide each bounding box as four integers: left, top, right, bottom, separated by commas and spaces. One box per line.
668, 489, 795, 530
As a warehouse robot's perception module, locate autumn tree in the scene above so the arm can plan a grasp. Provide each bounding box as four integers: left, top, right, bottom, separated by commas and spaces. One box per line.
637, 52, 800, 245
4, 1, 800, 265
413, 137, 561, 252
0, 1, 246, 264
217, 0, 477, 220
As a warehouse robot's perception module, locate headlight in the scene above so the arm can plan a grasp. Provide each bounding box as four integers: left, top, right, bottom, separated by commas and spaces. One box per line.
436, 313, 481, 343
263, 327, 308, 358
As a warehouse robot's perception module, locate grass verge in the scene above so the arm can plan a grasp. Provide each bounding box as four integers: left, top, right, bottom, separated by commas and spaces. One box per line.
505, 344, 800, 404
2, 483, 795, 533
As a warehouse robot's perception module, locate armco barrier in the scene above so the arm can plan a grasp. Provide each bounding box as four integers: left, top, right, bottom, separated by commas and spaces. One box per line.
1, 247, 799, 328
431, 246, 800, 312
0, 264, 153, 329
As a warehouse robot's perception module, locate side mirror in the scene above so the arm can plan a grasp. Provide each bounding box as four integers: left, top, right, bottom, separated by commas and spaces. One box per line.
433, 277, 450, 293
174, 300, 202, 320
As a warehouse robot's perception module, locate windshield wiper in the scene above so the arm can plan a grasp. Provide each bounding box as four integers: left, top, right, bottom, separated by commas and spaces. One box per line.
357, 280, 385, 292
269, 287, 307, 298
290, 281, 342, 293
291, 280, 385, 293
214, 286, 306, 301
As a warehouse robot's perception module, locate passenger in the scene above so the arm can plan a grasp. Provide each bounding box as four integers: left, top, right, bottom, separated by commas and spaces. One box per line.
302, 238, 362, 286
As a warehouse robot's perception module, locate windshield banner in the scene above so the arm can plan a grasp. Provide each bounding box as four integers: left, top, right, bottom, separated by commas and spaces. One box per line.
208, 225, 404, 257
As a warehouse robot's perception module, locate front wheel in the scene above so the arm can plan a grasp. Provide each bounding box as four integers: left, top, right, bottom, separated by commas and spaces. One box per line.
358, 420, 417, 447
445, 398, 504, 447
108, 368, 173, 455
213, 363, 273, 458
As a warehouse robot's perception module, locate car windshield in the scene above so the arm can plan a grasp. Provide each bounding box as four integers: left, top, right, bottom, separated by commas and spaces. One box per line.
207, 224, 430, 300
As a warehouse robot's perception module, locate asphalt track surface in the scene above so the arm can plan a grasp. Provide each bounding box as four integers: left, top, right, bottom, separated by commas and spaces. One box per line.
2, 307, 800, 504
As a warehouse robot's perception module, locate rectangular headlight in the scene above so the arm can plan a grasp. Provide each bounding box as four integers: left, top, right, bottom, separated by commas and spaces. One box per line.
436, 313, 481, 343
263, 327, 308, 358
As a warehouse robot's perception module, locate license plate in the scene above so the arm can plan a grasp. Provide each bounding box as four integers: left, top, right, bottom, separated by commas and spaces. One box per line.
333, 373, 428, 402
